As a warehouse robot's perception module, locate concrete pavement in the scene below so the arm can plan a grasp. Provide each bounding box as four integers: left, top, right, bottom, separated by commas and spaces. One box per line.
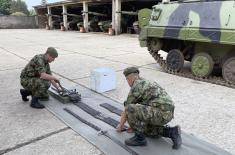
0, 29, 234, 154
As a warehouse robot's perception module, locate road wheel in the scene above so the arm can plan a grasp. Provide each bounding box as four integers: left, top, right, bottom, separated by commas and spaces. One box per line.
222, 57, 235, 84
166, 49, 184, 72
191, 53, 214, 78
148, 38, 163, 51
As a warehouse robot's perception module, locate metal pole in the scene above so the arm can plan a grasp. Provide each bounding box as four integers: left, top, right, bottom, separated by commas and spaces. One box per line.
83, 1, 89, 32
115, 0, 121, 35
112, 0, 116, 32
47, 7, 52, 29
63, 5, 68, 30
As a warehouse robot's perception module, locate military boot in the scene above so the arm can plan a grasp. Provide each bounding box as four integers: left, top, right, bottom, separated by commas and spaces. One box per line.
30, 97, 45, 109
162, 125, 182, 149
38, 95, 50, 101
20, 89, 32, 102
125, 133, 147, 146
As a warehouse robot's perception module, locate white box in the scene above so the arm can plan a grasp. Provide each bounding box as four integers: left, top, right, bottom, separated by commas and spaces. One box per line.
90, 68, 116, 93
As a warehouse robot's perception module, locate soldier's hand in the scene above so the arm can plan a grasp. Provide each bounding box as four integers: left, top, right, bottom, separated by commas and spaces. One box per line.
57, 87, 63, 92
116, 123, 124, 132
54, 79, 60, 84
126, 127, 133, 133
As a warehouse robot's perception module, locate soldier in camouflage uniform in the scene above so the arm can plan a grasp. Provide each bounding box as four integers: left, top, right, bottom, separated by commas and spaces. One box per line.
116, 67, 182, 149
20, 47, 61, 109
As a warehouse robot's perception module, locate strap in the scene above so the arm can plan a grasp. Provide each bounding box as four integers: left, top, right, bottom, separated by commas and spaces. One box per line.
100, 103, 122, 116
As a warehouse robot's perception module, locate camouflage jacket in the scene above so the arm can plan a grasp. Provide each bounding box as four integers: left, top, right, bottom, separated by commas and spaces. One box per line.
125, 78, 174, 110
20, 54, 51, 78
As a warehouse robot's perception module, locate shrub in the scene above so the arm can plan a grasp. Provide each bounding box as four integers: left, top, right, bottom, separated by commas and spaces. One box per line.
11, 11, 26, 16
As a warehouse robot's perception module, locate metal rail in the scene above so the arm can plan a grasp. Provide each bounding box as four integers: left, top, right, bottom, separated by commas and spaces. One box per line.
64, 108, 139, 155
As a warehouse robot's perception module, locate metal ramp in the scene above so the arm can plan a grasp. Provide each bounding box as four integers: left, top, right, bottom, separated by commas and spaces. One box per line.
43, 84, 232, 155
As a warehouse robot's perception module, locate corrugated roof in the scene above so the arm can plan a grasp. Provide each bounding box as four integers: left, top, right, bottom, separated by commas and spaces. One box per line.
33, 0, 155, 8
33, 0, 83, 8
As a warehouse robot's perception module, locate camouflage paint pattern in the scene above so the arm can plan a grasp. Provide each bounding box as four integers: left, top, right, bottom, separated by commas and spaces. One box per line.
140, 0, 235, 45
138, 0, 235, 75
20, 54, 51, 98
138, 8, 152, 29
125, 79, 174, 136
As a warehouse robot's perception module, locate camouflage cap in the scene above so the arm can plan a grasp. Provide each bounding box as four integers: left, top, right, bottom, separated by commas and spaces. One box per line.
46, 47, 58, 58
123, 67, 139, 77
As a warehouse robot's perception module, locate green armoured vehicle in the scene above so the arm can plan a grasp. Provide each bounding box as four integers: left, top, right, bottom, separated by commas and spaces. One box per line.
66, 13, 83, 31
86, 11, 108, 32
138, 0, 235, 85
98, 20, 111, 32
121, 11, 139, 34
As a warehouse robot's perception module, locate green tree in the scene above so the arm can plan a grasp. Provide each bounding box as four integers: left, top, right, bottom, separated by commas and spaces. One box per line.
0, 0, 12, 15
10, 0, 29, 15
29, 9, 36, 16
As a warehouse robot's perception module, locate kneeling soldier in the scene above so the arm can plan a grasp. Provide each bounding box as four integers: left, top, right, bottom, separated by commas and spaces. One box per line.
20, 47, 61, 109
116, 67, 182, 149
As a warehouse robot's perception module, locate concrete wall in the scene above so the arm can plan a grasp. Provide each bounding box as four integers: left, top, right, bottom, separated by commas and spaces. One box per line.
0, 16, 38, 29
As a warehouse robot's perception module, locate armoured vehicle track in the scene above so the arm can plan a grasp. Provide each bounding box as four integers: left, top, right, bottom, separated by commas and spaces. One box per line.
150, 49, 235, 89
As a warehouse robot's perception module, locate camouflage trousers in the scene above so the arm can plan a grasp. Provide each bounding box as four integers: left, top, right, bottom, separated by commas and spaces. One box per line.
126, 104, 174, 136
21, 77, 51, 98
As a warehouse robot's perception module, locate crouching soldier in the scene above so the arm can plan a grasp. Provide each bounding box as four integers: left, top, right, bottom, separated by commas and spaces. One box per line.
116, 67, 182, 149
20, 47, 61, 109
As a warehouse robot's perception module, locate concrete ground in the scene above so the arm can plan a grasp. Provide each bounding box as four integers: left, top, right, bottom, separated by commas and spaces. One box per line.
0, 29, 234, 155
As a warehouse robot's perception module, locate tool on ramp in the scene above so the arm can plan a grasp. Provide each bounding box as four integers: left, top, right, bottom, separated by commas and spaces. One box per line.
73, 101, 128, 129
100, 103, 122, 116
48, 83, 126, 130
64, 108, 139, 155
49, 81, 81, 103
